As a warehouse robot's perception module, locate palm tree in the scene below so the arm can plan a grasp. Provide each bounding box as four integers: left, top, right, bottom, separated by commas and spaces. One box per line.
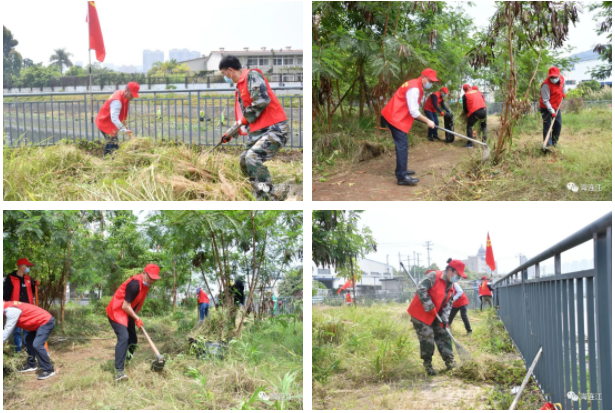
49, 48, 73, 74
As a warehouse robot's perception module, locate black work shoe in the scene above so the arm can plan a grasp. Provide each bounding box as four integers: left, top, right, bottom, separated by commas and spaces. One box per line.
404, 171, 416, 176
425, 365, 436, 376
463, 142, 474, 148
18, 363, 38, 373
37, 370, 55, 380
446, 361, 457, 371
428, 136, 434, 142
553, 142, 558, 148
115, 370, 128, 382
397, 176, 419, 186
433, 136, 442, 141
467, 330, 473, 335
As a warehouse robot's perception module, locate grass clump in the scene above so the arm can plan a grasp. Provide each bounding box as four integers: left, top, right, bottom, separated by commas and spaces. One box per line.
4, 137, 303, 201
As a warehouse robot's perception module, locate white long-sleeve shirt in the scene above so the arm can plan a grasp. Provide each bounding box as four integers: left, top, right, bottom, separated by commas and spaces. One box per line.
452, 282, 464, 302
109, 100, 127, 132
3, 307, 22, 343
405, 88, 422, 118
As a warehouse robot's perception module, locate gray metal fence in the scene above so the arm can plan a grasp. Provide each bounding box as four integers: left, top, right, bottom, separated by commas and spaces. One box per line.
3, 87, 303, 148
494, 212, 612, 410
485, 100, 611, 115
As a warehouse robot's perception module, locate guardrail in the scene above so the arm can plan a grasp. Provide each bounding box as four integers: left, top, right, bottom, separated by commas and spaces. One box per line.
3, 87, 303, 148
494, 212, 612, 410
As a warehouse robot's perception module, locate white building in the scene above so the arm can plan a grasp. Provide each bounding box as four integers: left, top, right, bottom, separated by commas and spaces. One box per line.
462, 245, 498, 276
143, 49, 164, 73
312, 258, 395, 294
563, 49, 613, 91
182, 47, 303, 80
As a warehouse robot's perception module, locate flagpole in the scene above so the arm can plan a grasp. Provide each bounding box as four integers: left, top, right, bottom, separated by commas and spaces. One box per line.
88, 3, 93, 137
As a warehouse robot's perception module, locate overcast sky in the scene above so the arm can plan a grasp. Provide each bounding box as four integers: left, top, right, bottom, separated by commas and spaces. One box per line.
358, 204, 611, 275
446, 1, 607, 56
4, 0, 303, 67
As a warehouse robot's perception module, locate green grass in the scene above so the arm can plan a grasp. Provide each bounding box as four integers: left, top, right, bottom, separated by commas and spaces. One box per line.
312, 304, 544, 410
3, 304, 303, 410
3, 137, 303, 201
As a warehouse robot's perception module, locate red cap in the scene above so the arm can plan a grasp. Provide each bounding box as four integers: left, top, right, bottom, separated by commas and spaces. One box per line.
472, 85, 479, 91
448, 260, 467, 278
144, 263, 160, 279
548, 67, 560, 77
421, 68, 439, 82
481, 276, 488, 280
17, 258, 34, 267
440, 86, 449, 94
127, 81, 140, 98
462, 84, 470, 91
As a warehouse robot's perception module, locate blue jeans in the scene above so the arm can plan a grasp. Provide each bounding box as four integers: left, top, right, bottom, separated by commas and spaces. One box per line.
424, 110, 440, 138
382, 116, 410, 180
199, 303, 209, 321
13, 327, 30, 353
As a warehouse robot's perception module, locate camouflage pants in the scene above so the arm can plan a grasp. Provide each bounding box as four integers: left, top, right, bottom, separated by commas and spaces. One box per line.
240, 123, 288, 199
100, 131, 119, 156
411, 318, 454, 367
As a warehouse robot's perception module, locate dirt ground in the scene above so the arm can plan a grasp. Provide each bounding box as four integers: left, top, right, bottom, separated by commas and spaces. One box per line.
312, 139, 474, 201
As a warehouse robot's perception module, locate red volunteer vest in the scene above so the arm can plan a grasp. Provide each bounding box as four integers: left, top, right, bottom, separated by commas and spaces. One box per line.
381, 78, 424, 133
465, 90, 487, 117
235, 68, 287, 132
198, 290, 209, 304
423, 91, 443, 113
407, 271, 454, 325
453, 292, 470, 308
345, 293, 353, 303
479, 281, 492, 297
95, 89, 130, 135
106, 273, 150, 327
3, 301, 52, 331
9, 274, 34, 304
539, 75, 565, 110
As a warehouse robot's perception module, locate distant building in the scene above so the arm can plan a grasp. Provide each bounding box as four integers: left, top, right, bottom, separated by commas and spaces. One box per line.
312, 258, 395, 294
463, 245, 498, 276
182, 47, 303, 80
116, 64, 139, 73
143, 49, 164, 73
169, 49, 200, 63
563, 49, 613, 91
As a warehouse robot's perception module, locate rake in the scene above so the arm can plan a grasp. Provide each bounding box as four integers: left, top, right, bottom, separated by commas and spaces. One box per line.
435, 313, 473, 362
205, 122, 242, 155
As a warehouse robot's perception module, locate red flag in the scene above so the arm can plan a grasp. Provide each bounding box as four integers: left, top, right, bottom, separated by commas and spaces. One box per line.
485, 232, 496, 271
86, 1, 106, 62
337, 277, 355, 294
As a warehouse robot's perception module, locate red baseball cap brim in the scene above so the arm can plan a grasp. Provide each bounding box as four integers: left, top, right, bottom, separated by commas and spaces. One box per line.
127, 82, 140, 98
548, 67, 560, 77
449, 259, 467, 278
144, 263, 160, 279
441, 87, 449, 94
421, 68, 439, 82
462, 84, 470, 91
17, 258, 34, 267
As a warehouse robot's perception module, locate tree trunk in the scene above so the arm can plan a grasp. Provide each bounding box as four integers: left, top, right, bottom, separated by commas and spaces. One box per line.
350, 257, 356, 307
172, 259, 177, 308
359, 62, 364, 118
60, 240, 72, 324
210, 230, 228, 308
198, 261, 216, 306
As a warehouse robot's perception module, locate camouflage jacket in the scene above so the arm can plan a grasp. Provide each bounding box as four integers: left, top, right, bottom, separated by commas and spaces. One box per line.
236, 70, 287, 141
414, 271, 453, 324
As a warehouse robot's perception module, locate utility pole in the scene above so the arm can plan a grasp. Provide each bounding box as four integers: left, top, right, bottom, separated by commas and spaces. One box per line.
417, 253, 422, 271
413, 251, 416, 280
425, 241, 433, 269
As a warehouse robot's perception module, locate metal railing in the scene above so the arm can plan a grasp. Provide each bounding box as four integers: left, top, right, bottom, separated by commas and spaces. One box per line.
494, 212, 612, 410
484, 100, 612, 115
3, 87, 303, 148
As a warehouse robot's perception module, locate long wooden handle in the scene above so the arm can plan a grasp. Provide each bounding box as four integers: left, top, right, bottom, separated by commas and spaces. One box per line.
140, 326, 161, 358
542, 103, 562, 148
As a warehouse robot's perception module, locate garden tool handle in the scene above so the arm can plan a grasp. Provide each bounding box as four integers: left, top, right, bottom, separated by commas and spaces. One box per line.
542, 102, 563, 148
140, 326, 161, 358
435, 313, 455, 341
433, 125, 488, 147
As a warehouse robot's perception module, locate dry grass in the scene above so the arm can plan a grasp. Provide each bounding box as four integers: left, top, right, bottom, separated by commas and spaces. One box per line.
3, 138, 303, 201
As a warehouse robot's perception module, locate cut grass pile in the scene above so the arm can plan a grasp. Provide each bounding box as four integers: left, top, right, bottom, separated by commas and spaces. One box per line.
3, 305, 303, 410
3, 137, 303, 201
312, 303, 544, 410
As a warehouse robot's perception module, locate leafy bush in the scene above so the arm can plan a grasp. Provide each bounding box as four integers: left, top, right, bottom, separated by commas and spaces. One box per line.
578, 79, 601, 93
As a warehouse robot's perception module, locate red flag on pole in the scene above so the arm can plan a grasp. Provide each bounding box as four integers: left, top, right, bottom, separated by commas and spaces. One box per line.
485, 232, 496, 271
337, 277, 355, 294
86, 1, 106, 62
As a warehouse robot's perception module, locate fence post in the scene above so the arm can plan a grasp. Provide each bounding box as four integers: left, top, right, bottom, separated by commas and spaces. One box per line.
594, 226, 612, 409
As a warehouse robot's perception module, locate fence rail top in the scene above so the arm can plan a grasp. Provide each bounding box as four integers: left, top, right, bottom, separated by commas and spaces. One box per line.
3, 86, 303, 98
494, 211, 612, 286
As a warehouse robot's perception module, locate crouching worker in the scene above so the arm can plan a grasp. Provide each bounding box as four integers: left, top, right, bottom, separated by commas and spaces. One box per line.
107, 263, 160, 382
95, 81, 140, 156
449, 282, 472, 334
462, 84, 487, 148
196, 287, 210, 322
219, 55, 289, 201
408, 259, 467, 375
3, 300, 56, 380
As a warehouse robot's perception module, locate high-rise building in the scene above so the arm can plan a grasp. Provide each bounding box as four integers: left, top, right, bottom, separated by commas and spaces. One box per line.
169, 49, 200, 62
143, 49, 164, 73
